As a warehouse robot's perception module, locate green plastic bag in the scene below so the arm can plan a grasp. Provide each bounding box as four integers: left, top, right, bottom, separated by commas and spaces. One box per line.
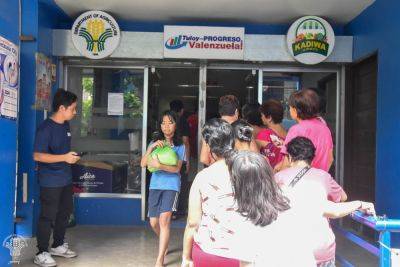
147, 145, 178, 173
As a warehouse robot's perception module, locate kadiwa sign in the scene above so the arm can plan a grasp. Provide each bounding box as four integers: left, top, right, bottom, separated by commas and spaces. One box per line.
287, 16, 335, 65
71, 11, 120, 59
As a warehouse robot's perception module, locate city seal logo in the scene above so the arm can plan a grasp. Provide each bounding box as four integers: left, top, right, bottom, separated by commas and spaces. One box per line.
72, 11, 121, 59
3, 234, 28, 263
287, 16, 335, 65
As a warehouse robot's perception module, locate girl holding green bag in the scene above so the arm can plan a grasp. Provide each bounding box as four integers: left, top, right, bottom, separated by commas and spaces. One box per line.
140, 110, 185, 267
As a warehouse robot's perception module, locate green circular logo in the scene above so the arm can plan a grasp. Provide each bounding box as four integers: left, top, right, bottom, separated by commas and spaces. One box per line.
287, 16, 335, 65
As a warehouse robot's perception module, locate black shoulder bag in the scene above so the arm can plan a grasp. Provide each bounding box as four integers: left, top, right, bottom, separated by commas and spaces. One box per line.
288, 166, 311, 188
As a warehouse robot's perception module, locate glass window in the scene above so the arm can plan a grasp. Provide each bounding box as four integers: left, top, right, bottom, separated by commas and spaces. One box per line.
67, 67, 144, 195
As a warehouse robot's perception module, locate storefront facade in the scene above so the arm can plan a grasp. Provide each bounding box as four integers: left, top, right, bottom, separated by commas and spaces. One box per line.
1, 0, 400, 265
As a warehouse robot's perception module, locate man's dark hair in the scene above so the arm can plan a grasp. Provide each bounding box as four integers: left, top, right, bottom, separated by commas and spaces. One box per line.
286, 136, 316, 165
260, 99, 284, 124
52, 89, 77, 112
288, 89, 320, 120
242, 103, 263, 126
218, 95, 239, 117
202, 118, 234, 158
227, 151, 290, 227
232, 119, 253, 143
169, 99, 184, 113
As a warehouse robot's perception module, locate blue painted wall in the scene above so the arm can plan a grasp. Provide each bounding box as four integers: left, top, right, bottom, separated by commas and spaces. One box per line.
16, 0, 65, 238
345, 0, 400, 247
74, 198, 144, 226
0, 1, 19, 265
16, 0, 39, 239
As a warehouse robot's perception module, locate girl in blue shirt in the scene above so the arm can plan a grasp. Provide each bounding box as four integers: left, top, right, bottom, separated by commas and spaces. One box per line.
141, 110, 185, 267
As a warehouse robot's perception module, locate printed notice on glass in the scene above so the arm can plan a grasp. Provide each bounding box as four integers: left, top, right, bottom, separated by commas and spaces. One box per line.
107, 93, 124, 115
0, 35, 19, 120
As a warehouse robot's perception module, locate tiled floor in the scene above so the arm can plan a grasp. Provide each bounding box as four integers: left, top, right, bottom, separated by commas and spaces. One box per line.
16, 226, 184, 267
15, 225, 378, 267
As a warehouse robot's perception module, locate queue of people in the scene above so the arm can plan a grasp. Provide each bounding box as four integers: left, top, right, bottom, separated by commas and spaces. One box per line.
32, 89, 374, 267
140, 90, 375, 267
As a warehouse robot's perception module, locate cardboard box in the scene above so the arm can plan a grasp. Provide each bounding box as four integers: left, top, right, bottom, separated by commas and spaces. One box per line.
72, 160, 127, 193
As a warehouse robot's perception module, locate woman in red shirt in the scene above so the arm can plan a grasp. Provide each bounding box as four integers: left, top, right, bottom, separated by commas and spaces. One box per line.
256, 99, 287, 168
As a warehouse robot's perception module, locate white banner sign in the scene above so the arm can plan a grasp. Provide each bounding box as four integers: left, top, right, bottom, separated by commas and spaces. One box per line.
164, 26, 244, 60
0, 36, 19, 120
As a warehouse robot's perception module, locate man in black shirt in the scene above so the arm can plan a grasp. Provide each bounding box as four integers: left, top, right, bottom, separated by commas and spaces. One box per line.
33, 89, 80, 267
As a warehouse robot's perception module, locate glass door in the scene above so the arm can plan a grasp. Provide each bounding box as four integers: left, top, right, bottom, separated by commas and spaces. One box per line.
66, 67, 147, 198
261, 70, 339, 178
146, 67, 200, 219
205, 69, 259, 121
196, 66, 259, 171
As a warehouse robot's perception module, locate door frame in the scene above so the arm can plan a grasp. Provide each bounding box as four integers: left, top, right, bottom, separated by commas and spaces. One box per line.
199, 63, 343, 186
260, 66, 344, 187
62, 62, 149, 221
198, 65, 261, 170
62, 60, 345, 222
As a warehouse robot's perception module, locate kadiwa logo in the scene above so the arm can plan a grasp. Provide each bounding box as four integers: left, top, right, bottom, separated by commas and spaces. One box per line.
72, 11, 121, 59
293, 19, 328, 56
165, 35, 188, 49
287, 16, 335, 65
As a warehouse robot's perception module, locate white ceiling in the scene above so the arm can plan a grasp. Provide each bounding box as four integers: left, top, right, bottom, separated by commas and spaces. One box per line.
55, 0, 375, 25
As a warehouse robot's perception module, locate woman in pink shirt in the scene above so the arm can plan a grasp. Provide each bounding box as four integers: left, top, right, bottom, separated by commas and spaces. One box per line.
277, 89, 334, 172
256, 99, 287, 168
276, 136, 375, 267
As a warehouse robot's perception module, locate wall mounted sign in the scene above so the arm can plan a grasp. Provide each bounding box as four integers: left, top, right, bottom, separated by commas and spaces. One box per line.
0, 36, 18, 120
35, 53, 52, 110
71, 10, 121, 59
287, 16, 335, 65
164, 26, 244, 60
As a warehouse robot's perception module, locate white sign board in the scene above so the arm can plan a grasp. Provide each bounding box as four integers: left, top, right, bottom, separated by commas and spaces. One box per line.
107, 93, 124, 116
287, 16, 335, 65
164, 26, 244, 60
71, 10, 121, 59
0, 36, 18, 120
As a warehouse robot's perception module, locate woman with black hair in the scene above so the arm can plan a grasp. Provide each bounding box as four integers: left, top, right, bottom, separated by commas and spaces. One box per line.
231, 119, 253, 151
227, 151, 317, 266
276, 136, 375, 267
241, 103, 264, 138
182, 118, 242, 267
140, 110, 185, 267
